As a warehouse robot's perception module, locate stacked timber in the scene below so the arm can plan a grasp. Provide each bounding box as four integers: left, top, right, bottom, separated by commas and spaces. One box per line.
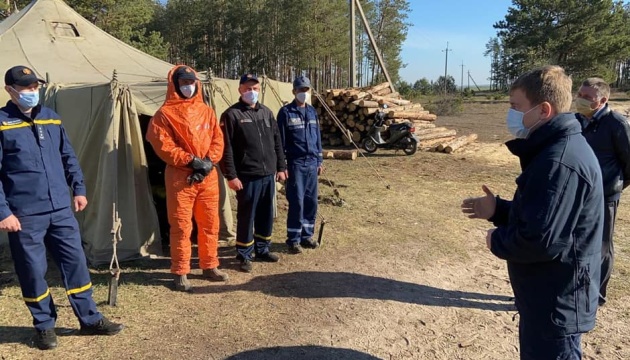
313, 82, 477, 154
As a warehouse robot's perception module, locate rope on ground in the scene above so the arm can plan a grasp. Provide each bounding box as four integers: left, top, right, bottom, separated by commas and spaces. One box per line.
313, 90, 390, 189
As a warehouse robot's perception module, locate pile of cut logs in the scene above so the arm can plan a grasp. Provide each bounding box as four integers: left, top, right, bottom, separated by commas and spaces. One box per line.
313, 82, 477, 154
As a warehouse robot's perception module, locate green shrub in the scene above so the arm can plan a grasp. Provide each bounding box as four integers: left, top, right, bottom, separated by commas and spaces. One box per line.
425, 96, 463, 116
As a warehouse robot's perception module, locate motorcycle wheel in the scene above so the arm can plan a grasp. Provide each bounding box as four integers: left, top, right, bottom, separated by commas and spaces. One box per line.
363, 138, 378, 153
402, 137, 418, 155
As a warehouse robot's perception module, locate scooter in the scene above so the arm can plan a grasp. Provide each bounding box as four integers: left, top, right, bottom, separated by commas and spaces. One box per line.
362, 105, 419, 155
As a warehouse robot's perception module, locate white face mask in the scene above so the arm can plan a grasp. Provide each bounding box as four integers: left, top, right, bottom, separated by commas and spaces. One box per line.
180, 84, 195, 98
242, 90, 259, 105
296, 91, 310, 104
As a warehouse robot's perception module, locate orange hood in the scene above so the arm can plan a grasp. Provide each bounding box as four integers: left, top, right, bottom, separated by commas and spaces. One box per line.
164, 65, 204, 105
147, 65, 224, 166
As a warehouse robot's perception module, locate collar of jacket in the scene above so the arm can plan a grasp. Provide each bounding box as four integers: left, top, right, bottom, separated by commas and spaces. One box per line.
287, 100, 312, 113
506, 112, 582, 169
237, 98, 260, 111
592, 103, 611, 121
3, 101, 41, 122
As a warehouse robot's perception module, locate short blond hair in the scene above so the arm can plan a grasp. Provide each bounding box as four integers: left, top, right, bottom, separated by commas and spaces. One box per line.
581, 77, 610, 100
510, 65, 573, 113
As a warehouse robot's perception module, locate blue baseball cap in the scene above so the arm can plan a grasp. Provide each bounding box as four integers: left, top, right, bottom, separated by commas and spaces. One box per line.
4, 65, 45, 86
293, 76, 311, 90
239, 73, 259, 85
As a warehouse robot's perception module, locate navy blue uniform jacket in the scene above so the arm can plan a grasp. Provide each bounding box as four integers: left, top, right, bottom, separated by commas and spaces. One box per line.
0, 101, 85, 219
277, 100, 323, 166
490, 113, 604, 337
578, 104, 630, 202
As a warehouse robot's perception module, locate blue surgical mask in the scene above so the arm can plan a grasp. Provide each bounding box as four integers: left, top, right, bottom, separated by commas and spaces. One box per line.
11, 88, 40, 109
242, 90, 259, 105
506, 105, 540, 139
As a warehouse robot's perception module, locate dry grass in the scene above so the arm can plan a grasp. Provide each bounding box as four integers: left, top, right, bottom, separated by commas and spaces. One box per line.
1, 99, 630, 359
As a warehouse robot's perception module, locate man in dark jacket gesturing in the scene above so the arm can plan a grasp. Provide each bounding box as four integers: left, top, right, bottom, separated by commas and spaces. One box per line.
462, 65, 604, 359
575, 77, 630, 306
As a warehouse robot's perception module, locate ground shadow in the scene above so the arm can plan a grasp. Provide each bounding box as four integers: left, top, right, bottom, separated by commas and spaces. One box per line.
0, 326, 76, 347
0, 243, 240, 292
196, 271, 514, 311
224, 346, 382, 360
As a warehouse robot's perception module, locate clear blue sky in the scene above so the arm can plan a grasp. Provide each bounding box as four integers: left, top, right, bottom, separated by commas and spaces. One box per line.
400, 0, 513, 86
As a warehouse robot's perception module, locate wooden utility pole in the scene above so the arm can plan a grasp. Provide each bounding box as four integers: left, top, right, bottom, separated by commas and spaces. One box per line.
349, 0, 357, 87
353, 0, 396, 92
460, 61, 464, 93
442, 42, 452, 94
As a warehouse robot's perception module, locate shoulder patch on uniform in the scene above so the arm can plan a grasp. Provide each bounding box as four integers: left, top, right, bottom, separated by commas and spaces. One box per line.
2, 119, 23, 126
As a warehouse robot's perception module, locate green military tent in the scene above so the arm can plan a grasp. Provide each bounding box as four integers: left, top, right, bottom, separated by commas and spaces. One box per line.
0, 0, 295, 265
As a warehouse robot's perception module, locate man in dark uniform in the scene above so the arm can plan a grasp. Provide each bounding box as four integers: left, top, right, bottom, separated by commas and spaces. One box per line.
277, 76, 323, 254
0, 66, 123, 350
220, 74, 287, 272
575, 77, 630, 306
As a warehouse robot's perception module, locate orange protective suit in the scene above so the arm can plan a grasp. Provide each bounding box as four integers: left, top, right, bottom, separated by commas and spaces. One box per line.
146, 65, 224, 275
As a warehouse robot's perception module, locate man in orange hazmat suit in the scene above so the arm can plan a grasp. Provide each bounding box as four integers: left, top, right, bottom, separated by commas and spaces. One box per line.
147, 65, 228, 291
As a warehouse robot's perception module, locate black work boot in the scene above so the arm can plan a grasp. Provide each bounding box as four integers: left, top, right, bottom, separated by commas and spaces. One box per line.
300, 238, 319, 249
240, 259, 253, 273
35, 328, 57, 350
173, 274, 192, 292
287, 243, 303, 254
256, 252, 280, 262
203, 268, 229, 281
80, 317, 124, 336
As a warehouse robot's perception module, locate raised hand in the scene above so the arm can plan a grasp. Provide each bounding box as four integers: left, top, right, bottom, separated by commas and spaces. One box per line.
461, 185, 497, 220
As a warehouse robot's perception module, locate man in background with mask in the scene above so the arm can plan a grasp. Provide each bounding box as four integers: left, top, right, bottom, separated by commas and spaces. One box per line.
147, 65, 228, 291
0, 65, 123, 350
461, 65, 603, 359
575, 78, 630, 307
220, 73, 287, 272
277, 76, 323, 254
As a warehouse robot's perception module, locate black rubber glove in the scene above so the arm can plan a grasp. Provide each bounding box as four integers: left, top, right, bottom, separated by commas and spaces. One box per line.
187, 172, 205, 185
202, 157, 214, 171
188, 156, 213, 176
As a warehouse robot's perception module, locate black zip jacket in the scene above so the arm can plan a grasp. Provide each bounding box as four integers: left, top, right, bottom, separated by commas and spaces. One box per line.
578, 104, 630, 202
219, 100, 286, 180
489, 113, 603, 338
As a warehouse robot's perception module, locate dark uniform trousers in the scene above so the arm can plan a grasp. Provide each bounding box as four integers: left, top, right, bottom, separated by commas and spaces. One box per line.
235, 174, 275, 260
600, 199, 618, 304
519, 319, 582, 360
285, 157, 318, 245
8, 207, 102, 331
